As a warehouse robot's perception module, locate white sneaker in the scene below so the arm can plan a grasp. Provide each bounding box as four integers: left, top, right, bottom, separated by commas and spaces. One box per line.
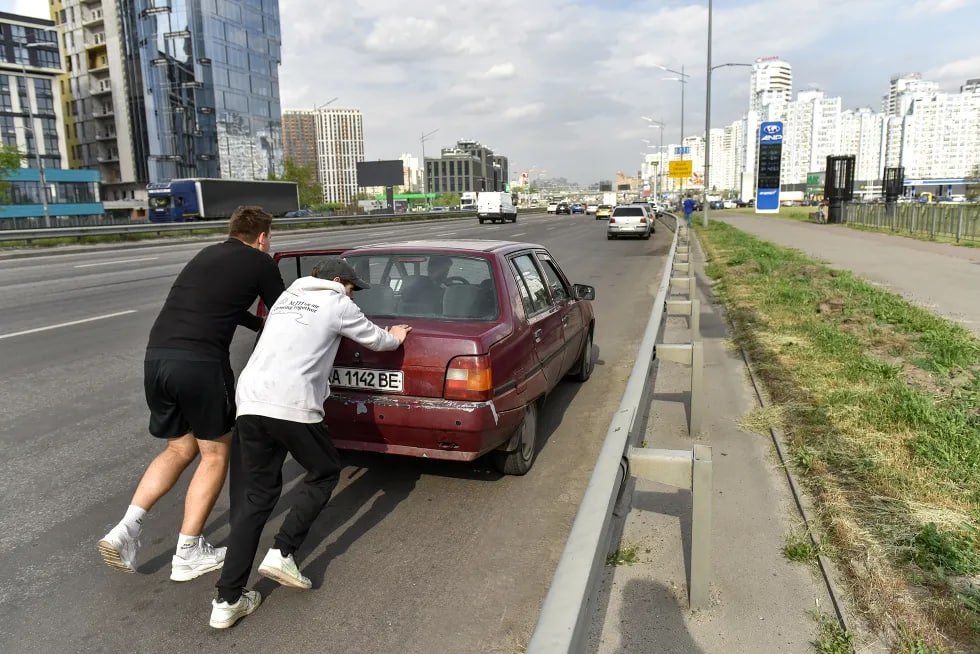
209, 589, 262, 629
97, 524, 140, 573
170, 537, 227, 582
257, 548, 312, 589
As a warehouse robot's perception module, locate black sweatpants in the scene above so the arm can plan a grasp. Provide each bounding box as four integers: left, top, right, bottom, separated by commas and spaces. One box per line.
217, 414, 342, 603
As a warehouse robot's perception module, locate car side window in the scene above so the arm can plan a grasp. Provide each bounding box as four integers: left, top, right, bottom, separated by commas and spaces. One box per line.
537, 253, 570, 302
511, 254, 551, 316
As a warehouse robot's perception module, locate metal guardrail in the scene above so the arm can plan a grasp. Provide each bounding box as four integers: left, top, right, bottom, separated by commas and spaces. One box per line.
0, 210, 473, 243
527, 218, 711, 652
845, 202, 980, 243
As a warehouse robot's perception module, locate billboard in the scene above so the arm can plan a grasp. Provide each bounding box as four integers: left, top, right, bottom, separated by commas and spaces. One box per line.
599, 181, 613, 192
669, 160, 693, 178
755, 121, 783, 213
356, 160, 403, 187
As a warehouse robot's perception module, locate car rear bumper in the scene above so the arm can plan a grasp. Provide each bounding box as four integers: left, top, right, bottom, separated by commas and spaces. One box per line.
607, 224, 649, 234
324, 392, 523, 461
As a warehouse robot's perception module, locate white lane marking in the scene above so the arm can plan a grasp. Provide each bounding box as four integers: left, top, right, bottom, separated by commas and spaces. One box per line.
0, 310, 138, 341
434, 231, 458, 236
74, 256, 158, 269
511, 232, 527, 237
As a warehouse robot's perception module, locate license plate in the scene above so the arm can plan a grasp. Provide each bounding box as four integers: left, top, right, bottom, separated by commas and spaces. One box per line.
329, 367, 403, 392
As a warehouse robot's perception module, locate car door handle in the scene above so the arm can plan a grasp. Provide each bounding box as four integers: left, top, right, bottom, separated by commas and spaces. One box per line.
534, 328, 543, 342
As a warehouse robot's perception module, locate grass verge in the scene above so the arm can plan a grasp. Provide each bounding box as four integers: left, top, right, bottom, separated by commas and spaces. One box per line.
813, 613, 856, 654
697, 221, 980, 652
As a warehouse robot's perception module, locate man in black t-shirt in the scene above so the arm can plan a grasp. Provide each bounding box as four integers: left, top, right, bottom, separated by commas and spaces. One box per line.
97, 205, 285, 582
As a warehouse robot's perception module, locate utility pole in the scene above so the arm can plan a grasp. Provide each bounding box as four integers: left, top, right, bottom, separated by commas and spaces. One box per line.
420, 128, 438, 210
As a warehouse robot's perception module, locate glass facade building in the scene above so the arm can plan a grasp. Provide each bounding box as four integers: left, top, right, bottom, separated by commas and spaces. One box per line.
133, 0, 283, 182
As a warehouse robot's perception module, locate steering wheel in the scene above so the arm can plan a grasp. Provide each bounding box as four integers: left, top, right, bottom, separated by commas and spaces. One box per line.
444, 276, 470, 285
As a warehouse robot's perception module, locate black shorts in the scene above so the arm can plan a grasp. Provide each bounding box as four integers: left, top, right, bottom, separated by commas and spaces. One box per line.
144, 357, 235, 440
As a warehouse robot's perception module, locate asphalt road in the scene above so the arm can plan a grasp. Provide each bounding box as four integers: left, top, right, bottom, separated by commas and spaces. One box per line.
0, 212, 672, 653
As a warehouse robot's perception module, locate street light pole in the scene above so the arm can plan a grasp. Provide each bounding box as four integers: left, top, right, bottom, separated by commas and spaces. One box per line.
420, 128, 438, 210
703, 0, 712, 227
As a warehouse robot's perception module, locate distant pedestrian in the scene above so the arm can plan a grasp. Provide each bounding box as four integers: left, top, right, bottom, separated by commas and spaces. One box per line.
209, 257, 410, 629
683, 196, 696, 226
97, 205, 285, 582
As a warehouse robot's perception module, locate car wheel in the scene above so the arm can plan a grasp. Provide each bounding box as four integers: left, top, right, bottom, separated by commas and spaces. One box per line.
607, 233, 615, 240
643, 231, 651, 240
492, 401, 539, 475
569, 330, 594, 382
479, 218, 485, 224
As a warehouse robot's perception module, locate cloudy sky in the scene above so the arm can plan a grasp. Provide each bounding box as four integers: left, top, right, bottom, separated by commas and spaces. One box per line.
4, 0, 979, 183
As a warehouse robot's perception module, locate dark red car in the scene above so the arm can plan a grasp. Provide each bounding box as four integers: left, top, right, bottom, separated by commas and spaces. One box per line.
271, 240, 596, 475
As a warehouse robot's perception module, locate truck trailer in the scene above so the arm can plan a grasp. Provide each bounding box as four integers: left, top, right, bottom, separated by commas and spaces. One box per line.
148, 178, 299, 222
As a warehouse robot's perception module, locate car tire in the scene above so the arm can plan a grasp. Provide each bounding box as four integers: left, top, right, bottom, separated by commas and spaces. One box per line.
643, 231, 651, 240
607, 233, 615, 240
510, 214, 517, 222
569, 330, 594, 382
492, 401, 539, 475
479, 218, 485, 224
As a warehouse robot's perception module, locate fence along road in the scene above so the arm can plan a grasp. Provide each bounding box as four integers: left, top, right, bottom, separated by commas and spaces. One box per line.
846, 201, 980, 243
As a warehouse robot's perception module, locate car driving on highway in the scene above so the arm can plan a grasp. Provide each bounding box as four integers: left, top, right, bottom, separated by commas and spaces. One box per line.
607, 204, 652, 239
269, 241, 597, 475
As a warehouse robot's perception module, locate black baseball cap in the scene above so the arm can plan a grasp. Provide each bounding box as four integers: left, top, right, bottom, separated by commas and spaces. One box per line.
313, 257, 371, 290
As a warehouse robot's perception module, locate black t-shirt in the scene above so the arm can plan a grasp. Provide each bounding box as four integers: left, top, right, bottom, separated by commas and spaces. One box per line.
146, 238, 285, 361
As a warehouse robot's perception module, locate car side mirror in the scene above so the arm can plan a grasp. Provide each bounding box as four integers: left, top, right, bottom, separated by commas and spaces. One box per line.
573, 284, 595, 301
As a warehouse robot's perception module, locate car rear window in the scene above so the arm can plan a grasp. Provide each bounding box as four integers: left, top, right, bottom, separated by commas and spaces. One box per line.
613, 207, 644, 216
345, 253, 499, 321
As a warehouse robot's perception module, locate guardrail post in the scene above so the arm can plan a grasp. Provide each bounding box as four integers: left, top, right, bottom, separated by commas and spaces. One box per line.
666, 298, 700, 339
627, 445, 713, 610
690, 444, 712, 610
957, 205, 964, 243
654, 342, 703, 436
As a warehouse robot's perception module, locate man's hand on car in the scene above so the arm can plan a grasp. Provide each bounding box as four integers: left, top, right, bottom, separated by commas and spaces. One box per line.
388, 325, 412, 343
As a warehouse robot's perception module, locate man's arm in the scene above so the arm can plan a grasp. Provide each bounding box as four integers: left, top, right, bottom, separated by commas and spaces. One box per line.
338, 301, 408, 351
258, 256, 286, 309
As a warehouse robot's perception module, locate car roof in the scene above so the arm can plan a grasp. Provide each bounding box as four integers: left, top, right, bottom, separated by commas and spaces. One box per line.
345, 239, 542, 255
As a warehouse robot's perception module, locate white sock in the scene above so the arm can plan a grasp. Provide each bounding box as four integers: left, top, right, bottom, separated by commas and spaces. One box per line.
176, 533, 200, 558
120, 505, 146, 536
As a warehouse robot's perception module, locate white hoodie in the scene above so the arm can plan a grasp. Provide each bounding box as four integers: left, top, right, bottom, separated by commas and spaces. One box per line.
236, 276, 402, 423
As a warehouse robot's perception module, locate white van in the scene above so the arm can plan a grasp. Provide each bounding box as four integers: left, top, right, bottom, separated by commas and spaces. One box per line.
478, 192, 518, 224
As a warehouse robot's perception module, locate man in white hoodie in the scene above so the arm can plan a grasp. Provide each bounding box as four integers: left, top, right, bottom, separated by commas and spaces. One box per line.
209, 257, 411, 629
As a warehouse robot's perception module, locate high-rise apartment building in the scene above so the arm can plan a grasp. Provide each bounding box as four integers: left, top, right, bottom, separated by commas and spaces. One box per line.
749, 57, 792, 116
0, 11, 102, 222
840, 107, 886, 184
282, 110, 317, 169
400, 153, 420, 191
314, 107, 363, 205
884, 73, 938, 116
897, 90, 980, 179
53, 0, 283, 216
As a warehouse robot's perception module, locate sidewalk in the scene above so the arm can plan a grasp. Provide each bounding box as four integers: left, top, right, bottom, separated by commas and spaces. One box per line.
588, 233, 838, 653
716, 214, 980, 338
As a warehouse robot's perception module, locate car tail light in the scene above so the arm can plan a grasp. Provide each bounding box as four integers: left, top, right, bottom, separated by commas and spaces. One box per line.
640, 216, 647, 224
445, 355, 492, 401
609, 217, 616, 224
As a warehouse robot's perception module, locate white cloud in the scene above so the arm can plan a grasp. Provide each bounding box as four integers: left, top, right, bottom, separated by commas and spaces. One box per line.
503, 103, 543, 120
925, 55, 980, 90
909, 0, 969, 14
363, 17, 438, 55
483, 63, 516, 80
